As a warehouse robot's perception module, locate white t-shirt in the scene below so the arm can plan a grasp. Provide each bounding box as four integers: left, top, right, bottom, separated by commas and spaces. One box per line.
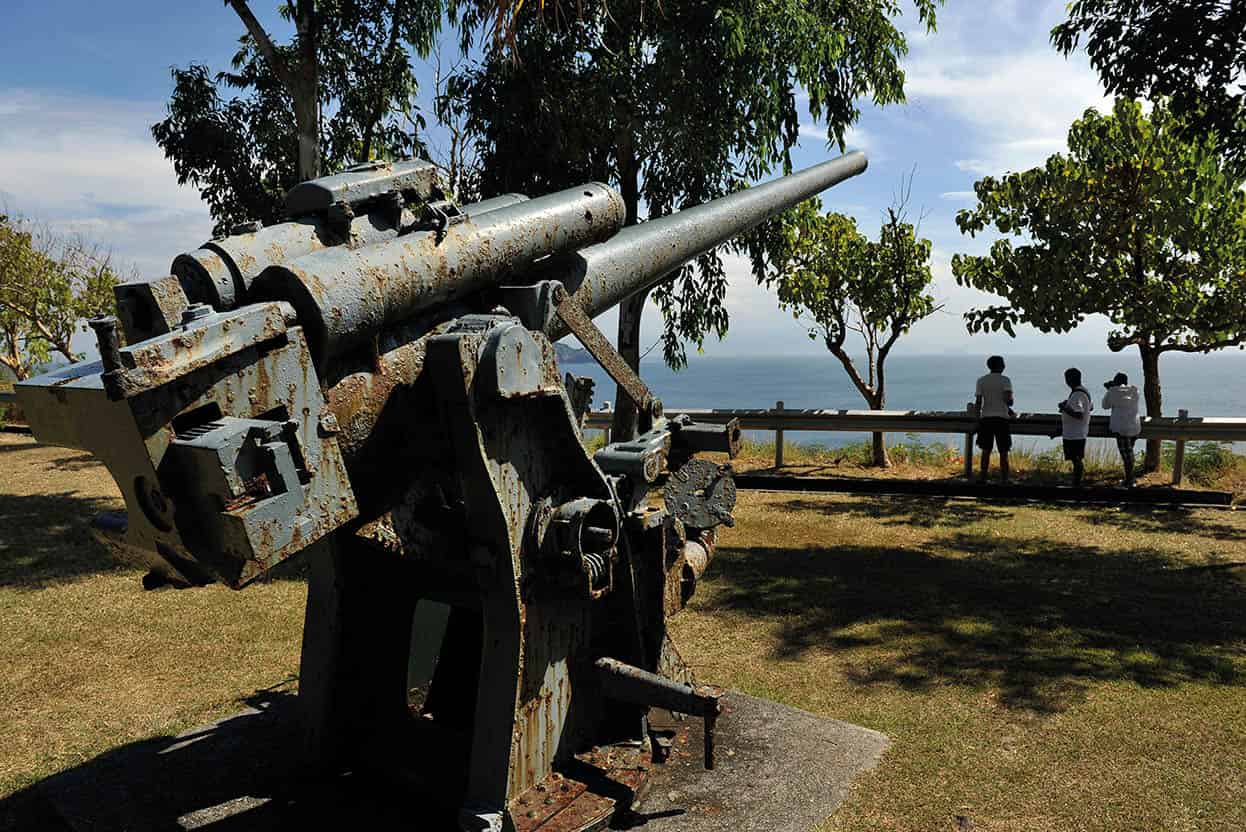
1102, 385, 1141, 436
975, 373, 1013, 419
1061, 388, 1093, 439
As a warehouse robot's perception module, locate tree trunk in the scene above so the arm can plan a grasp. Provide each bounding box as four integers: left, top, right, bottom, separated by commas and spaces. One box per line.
610, 291, 648, 441
1138, 344, 1162, 473
609, 130, 644, 442
869, 391, 890, 468
292, 82, 320, 182
293, 0, 319, 181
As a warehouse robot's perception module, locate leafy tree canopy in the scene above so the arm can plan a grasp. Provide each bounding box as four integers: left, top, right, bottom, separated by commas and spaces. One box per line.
153, 0, 441, 236
450, 0, 940, 367
952, 99, 1246, 467
0, 214, 119, 380
757, 196, 937, 465
1052, 1, 1246, 162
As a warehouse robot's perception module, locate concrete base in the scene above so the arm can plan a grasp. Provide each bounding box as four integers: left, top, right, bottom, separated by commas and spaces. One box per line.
35, 691, 887, 831
637, 693, 888, 831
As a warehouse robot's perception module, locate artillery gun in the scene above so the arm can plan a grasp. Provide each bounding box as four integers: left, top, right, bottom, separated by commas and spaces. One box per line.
17, 152, 866, 830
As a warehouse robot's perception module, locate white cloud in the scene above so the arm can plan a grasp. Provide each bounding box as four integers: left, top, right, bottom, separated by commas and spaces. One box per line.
940, 190, 976, 201
798, 123, 871, 152
0, 88, 212, 278
902, 1, 1111, 177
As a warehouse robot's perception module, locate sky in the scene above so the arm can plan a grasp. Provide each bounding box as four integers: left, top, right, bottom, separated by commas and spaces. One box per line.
0, 0, 1116, 360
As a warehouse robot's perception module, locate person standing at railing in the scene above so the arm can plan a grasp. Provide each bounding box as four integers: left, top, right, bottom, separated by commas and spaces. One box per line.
974, 355, 1015, 484
1102, 372, 1142, 488
1058, 367, 1094, 488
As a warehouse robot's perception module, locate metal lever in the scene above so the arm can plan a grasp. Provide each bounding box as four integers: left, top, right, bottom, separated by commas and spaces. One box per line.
593, 657, 723, 769
552, 285, 662, 432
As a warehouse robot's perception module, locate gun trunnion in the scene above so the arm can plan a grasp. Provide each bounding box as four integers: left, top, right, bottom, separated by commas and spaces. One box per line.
17, 152, 866, 830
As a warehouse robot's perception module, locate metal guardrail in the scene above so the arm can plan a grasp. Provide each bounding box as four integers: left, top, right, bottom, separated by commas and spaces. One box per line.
585, 403, 1245, 485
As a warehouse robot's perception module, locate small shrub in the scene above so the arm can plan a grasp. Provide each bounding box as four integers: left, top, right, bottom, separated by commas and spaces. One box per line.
1165, 441, 1240, 485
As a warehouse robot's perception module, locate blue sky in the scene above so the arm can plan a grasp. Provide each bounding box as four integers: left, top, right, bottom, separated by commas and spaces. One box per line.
0, 0, 1116, 359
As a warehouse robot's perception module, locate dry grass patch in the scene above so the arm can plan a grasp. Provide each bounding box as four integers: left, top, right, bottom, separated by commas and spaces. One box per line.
673, 490, 1246, 831
0, 434, 306, 800
2, 432, 1245, 830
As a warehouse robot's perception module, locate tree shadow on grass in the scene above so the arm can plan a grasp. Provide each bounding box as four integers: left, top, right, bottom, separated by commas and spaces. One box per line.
706, 532, 1246, 713
778, 496, 1015, 528
0, 491, 124, 589
1065, 503, 1246, 543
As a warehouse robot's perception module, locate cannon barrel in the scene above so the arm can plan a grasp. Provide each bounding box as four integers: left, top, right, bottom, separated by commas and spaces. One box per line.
250, 183, 625, 363
543, 151, 867, 337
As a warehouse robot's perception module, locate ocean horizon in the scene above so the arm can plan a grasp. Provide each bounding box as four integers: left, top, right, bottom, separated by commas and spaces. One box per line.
568, 351, 1246, 451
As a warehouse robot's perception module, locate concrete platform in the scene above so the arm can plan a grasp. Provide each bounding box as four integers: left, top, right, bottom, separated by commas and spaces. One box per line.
34, 691, 887, 831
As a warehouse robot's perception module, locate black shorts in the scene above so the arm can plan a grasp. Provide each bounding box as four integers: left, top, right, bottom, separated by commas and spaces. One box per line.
976, 417, 1012, 453
1063, 439, 1086, 461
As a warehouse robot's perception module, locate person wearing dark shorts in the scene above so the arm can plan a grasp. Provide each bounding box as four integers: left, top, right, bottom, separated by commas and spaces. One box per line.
974, 356, 1015, 483
1058, 367, 1093, 488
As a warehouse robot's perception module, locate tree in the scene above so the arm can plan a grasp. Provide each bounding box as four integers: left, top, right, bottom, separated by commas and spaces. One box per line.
0, 214, 120, 380
152, 0, 441, 235
1052, 1, 1246, 163
951, 99, 1246, 471
450, 0, 941, 439
757, 195, 937, 467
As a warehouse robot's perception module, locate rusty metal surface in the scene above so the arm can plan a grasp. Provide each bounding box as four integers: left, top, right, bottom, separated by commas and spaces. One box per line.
552, 284, 656, 421
284, 158, 440, 214
14, 154, 875, 827
511, 743, 654, 832
664, 459, 736, 531
114, 274, 192, 342
251, 183, 625, 364
106, 302, 293, 400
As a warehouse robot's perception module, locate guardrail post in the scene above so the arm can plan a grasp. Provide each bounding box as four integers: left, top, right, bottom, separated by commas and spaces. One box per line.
1171, 409, 1189, 486
774, 400, 785, 468
963, 402, 975, 480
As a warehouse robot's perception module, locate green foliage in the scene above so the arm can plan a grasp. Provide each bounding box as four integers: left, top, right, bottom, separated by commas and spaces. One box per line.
152, 1, 441, 235
756, 197, 936, 407
953, 100, 1246, 351
1052, 1, 1246, 166
889, 434, 958, 466
764, 200, 936, 369
0, 214, 118, 380
953, 97, 1246, 470
1163, 441, 1242, 486
450, 0, 941, 366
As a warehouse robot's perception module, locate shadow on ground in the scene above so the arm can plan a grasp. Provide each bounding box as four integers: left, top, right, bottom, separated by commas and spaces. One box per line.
780, 496, 1014, 528
0, 490, 124, 589
0, 686, 457, 832
707, 512, 1246, 713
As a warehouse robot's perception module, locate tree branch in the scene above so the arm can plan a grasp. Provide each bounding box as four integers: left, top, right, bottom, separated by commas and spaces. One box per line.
1159, 335, 1246, 353
226, 0, 293, 87
828, 343, 876, 403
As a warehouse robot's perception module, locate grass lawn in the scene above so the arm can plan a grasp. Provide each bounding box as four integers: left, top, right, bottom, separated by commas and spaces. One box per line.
2, 431, 1245, 830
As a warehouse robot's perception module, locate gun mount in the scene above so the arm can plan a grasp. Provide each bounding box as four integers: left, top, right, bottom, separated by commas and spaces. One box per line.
17, 152, 866, 830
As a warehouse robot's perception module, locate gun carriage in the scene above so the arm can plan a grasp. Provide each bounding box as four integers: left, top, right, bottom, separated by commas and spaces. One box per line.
17, 152, 866, 830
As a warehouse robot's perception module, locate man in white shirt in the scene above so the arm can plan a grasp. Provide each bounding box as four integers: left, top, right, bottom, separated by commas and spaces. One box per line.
1058, 367, 1093, 488
974, 355, 1015, 483
1102, 371, 1142, 487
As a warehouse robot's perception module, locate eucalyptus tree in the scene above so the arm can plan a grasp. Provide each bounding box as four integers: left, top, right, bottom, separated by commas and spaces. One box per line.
153, 0, 441, 235
450, 0, 941, 438
758, 200, 937, 467
952, 99, 1246, 470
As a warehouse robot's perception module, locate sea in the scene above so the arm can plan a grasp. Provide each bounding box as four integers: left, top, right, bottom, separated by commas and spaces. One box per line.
567, 351, 1246, 453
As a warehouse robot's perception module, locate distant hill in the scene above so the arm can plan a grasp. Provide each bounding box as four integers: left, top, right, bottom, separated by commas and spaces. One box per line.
555, 342, 593, 364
